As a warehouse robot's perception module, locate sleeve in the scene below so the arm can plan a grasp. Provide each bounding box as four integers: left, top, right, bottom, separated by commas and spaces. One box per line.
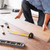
22, 0, 24, 2
40, 0, 50, 14
22, 0, 26, 3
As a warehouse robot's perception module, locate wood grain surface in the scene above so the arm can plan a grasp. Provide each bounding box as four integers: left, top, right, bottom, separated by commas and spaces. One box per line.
0, 19, 50, 50
2, 16, 50, 42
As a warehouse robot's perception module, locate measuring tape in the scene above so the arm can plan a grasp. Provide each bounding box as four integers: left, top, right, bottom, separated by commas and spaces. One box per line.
8, 30, 34, 38
8, 30, 29, 37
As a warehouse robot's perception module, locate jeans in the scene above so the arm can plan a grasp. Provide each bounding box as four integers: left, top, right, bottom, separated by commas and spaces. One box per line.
22, 1, 49, 26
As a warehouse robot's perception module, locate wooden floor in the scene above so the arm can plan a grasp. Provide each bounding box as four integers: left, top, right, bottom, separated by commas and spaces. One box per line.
1, 16, 50, 42
0, 19, 50, 50
0, 10, 50, 50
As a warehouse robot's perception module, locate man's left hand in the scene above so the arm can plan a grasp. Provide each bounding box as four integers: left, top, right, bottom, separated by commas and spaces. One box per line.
43, 24, 48, 31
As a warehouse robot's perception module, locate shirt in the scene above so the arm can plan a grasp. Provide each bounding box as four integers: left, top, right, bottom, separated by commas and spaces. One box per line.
22, 0, 50, 14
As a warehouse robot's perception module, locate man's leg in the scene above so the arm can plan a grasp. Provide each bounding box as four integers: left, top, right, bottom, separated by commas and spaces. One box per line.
22, 1, 48, 26
22, 1, 34, 24
38, 11, 45, 26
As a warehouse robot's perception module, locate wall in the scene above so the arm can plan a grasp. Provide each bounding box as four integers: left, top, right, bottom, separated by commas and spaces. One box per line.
0, 0, 4, 8
0, 0, 8, 8
0, 0, 22, 9
0, 0, 2, 8
8, 0, 22, 9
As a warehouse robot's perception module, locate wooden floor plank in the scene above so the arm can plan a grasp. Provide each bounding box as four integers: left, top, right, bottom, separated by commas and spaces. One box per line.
0, 17, 50, 50
2, 16, 50, 42
0, 45, 14, 50
9, 24, 50, 50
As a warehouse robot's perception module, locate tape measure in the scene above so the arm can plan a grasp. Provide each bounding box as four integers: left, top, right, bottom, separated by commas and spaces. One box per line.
8, 30, 34, 38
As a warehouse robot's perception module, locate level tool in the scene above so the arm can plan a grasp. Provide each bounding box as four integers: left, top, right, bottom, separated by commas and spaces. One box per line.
0, 40, 24, 48
8, 30, 34, 38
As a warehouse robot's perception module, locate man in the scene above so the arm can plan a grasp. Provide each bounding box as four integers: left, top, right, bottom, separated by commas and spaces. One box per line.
15, 0, 50, 31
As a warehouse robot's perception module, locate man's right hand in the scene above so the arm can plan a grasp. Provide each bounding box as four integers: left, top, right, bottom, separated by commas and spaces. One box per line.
15, 15, 20, 19
15, 8, 22, 19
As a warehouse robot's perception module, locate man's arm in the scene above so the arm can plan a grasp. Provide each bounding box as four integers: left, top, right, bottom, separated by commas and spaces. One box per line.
40, 0, 50, 31
18, 8, 22, 17
43, 13, 50, 31
15, 8, 22, 19
15, 0, 26, 19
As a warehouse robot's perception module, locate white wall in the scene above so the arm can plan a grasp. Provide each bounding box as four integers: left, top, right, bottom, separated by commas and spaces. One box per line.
0, 0, 8, 8
4, 0, 9, 5
0, 0, 4, 8
8, 0, 22, 9
0, 0, 2, 8
0, 0, 22, 9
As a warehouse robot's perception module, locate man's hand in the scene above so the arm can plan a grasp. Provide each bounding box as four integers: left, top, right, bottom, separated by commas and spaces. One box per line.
43, 13, 50, 31
15, 15, 20, 19
15, 8, 22, 19
43, 24, 48, 31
